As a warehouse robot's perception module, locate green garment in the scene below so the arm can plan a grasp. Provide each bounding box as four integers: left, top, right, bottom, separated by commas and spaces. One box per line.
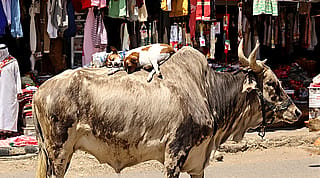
108, 0, 126, 18
253, 0, 278, 16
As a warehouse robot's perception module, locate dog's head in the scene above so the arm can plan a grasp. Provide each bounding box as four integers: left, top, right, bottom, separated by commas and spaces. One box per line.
124, 52, 140, 74
106, 46, 122, 67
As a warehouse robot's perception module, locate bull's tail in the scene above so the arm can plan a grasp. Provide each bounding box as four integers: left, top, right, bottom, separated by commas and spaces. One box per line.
33, 101, 50, 178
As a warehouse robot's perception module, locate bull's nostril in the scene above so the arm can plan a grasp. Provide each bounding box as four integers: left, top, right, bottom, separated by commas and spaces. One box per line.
295, 109, 302, 118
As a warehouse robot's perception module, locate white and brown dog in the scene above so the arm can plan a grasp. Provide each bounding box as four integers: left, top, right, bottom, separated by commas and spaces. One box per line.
109, 44, 175, 82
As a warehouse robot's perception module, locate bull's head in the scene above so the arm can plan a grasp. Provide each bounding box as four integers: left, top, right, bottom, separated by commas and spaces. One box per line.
238, 39, 301, 125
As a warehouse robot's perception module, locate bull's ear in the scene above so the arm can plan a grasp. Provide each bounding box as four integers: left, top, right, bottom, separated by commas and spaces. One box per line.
242, 77, 257, 93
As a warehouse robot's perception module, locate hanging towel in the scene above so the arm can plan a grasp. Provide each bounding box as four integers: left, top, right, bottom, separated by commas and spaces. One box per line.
92, 10, 108, 49
253, 0, 278, 16
169, 0, 188, 17
120, 23, 130, 51
209, 23, 217, 59
196, 0, 211, 21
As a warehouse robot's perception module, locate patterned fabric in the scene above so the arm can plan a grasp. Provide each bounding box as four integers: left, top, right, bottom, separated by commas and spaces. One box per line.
9, 136, 38, 147
253, 0, 278, 16
0, 56, 15, 74
196, 0, 211, 21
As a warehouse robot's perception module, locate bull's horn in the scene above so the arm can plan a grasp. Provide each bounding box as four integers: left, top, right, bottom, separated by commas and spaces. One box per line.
238, 38, 249, 67
248, 40, 264, 73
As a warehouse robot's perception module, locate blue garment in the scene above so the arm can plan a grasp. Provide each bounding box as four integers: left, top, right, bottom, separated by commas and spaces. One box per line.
10, 0, 23, 37
0, 1, 8, 36
64, 0, 76, 38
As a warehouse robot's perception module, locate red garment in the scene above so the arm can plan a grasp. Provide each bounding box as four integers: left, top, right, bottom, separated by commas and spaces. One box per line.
189, 0, 197, 39
71, 0, 82, 12
196, 0, 211, 21
0, 56, 15, 74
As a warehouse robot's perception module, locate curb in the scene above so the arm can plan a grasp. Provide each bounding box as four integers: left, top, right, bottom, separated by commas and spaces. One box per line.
0, 146, 38, 157
218, 128, 320, 153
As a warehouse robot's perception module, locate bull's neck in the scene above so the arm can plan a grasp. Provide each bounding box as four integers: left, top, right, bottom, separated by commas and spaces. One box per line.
207, 71, 255, 128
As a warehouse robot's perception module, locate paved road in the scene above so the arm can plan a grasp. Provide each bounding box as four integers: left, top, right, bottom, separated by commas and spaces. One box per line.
1, 147, 319, 178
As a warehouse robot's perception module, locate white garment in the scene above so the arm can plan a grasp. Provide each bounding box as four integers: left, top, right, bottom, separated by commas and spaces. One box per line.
120, 23, 130, 51
47, 0, 58, 38
0, 50, 22, 132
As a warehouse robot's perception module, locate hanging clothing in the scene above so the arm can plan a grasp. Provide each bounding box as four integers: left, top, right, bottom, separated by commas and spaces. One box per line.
140, 23, 148, 46
127, 0, 138, 21
120, 23, 130, 51
2, 0, 10, 25
10, 0, 23, 37
253, 0, 278, 16
50, 0, 69, 31
47, 0, 58, 38
92, 9, 108, 49
238, 2, 243, 42
108, 0, 126, 18
138, 0, 148, 22
307, 17, 318, 51
152, 20, 158, 44
0, 50, 22, 132
189, 0, 197, 39
209, 23, 216, 59
0, 1, 7, 36
170, 23, 178, 51
161, 0, 171, 11
83, 8, 95, 66
64, 0, 77, 38
196, 0, 211, 21
169, 0, 188, 17
82, 0, 106, 9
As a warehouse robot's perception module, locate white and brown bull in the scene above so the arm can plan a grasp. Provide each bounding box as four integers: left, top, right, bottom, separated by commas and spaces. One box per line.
33, 39, 301, 178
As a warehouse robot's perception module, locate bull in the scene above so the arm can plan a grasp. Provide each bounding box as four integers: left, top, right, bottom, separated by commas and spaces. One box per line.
33, 39, 301, 178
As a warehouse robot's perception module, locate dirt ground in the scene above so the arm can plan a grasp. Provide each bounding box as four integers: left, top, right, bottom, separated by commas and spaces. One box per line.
0, 128, 319, 177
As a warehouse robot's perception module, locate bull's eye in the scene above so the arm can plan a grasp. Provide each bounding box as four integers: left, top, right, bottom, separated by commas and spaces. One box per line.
271, 96, 277, 101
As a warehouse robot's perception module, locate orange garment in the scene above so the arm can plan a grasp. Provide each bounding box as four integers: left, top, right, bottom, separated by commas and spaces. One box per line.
161, 0, 171, 11
169, 0, 188, 17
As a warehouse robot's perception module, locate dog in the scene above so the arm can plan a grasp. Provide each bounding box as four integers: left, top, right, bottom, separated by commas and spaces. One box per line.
123, 44, 175, 82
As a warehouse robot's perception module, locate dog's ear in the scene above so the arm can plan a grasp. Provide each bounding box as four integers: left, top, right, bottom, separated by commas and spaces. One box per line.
130, 52, 139, 63
110, 46, 118, 54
